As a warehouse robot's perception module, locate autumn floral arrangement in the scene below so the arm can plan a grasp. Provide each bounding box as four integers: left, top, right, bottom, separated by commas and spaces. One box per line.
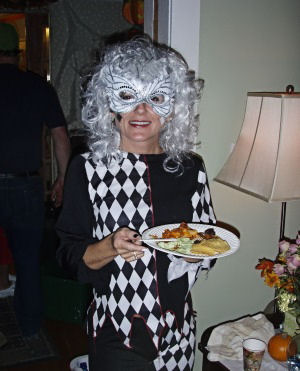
256, 232, 300, 314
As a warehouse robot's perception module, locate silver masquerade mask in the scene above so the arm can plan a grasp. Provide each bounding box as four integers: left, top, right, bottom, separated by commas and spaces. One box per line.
102, 66, 175, 117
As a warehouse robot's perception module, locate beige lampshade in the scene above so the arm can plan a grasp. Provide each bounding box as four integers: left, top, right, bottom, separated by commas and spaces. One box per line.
214, 91, 300, 202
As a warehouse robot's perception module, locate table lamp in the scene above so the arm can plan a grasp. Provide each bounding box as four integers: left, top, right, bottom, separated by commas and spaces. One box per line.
214, 85, 300, 240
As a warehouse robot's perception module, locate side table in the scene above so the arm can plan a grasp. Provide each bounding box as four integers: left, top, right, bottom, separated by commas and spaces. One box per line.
198, 312, 284, 371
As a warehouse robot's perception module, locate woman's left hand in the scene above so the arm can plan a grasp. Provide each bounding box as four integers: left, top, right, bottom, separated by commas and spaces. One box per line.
184, 257, 203, 263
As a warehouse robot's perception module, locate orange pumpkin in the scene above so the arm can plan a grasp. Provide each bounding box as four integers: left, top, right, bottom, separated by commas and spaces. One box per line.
123, 1, 133, 24
131, 0, 144, 25
268, 333, 293, 362
122, 0, 144, 25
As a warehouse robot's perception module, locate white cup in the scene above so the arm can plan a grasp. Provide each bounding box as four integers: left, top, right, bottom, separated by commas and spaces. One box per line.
243, 338, 266, 371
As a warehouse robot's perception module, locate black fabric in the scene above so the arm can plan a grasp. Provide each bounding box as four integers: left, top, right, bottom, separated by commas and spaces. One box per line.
56, 152, 215, 366
56, 155, 102, 284
88, 313, 155, 371
146, 154, 198, 225
144, 154, 200, 329
56, 153, 207, 312
0, 64, 66, 173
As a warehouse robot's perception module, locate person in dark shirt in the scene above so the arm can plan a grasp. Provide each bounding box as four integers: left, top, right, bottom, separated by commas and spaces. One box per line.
56, 37, 215, 370
0, 22, 71, 338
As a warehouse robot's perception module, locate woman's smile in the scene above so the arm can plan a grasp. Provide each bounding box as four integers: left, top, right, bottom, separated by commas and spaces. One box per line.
129, 120, 152, 128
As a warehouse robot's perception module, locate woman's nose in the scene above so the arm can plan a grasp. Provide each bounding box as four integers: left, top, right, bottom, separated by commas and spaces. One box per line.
134, 102, 148, 113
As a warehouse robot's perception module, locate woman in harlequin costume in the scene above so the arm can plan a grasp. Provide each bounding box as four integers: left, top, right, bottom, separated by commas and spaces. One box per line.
56, 37, 216, 371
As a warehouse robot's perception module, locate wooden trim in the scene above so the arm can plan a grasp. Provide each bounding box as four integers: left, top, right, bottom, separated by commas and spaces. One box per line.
153, 0, 158, 41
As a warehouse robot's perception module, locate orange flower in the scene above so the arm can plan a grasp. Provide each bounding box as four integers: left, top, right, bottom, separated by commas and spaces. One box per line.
264, 272, 280, 287
282, 279, 295, 293
256, 259, 274, 277
256, 234, 300, 313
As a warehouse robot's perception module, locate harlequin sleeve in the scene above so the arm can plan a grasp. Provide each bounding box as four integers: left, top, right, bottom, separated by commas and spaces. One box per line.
192, 157, 216, 224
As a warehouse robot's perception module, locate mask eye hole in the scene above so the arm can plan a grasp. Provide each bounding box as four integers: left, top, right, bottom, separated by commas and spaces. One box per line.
119, 91, 134, 101
150, 94, 165, 104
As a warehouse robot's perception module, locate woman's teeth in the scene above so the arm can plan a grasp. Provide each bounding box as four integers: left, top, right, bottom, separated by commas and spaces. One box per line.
129, 121, 151, 127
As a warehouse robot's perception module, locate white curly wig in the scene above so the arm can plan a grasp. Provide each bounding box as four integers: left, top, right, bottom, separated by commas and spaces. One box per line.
81, 37, 200, 173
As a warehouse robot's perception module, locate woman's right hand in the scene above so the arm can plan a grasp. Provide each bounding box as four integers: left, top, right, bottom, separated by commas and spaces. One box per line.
111, 227, 144, 262
83, 227, 145, 270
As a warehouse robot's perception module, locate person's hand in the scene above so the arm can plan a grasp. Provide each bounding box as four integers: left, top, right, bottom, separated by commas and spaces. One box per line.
183, 257, 203, 263
112, 227, 144, 262
51, 176, 64, 208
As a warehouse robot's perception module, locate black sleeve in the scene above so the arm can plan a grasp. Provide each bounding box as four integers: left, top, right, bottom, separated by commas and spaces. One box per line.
55, 155, 111, 292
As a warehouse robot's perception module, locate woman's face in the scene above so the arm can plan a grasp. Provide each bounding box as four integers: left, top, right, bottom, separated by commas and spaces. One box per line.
115, 103, 166, 154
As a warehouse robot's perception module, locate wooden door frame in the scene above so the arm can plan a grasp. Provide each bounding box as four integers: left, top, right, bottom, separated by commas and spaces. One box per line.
144, 0, 201, 76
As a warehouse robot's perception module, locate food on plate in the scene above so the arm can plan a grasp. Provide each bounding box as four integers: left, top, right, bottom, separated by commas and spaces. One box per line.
162, 222, 199, 239
162, 222, 215, 240
157, 222, 230, 256
158, 238, 192, 254
190, 237, 230, 255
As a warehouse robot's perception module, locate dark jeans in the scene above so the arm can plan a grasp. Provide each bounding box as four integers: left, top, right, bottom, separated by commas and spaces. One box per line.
0, 176, 44, 336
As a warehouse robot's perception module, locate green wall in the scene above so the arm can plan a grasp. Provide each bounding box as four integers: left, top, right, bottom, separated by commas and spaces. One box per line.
193, 0, 300, 369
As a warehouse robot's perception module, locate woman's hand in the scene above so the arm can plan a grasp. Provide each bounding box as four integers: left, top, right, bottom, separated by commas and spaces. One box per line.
184, 257, 203, 263
83, 227, 144, 270
112, 227, 144, 262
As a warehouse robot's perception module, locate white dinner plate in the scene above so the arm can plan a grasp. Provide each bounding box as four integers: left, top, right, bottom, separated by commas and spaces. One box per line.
141, 223, 240, 259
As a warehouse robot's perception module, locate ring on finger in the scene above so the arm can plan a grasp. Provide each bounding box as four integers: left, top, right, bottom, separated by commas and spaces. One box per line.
133, 251, 137, 260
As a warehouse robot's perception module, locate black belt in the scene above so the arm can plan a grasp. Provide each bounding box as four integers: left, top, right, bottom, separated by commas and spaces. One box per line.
0, 171, 39, 179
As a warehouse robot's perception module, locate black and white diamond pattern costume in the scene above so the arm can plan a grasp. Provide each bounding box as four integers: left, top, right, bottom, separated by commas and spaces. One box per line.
56, 151, 216, 371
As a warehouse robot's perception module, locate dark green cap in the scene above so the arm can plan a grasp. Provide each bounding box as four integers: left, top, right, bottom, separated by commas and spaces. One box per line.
0, 22, 19, 51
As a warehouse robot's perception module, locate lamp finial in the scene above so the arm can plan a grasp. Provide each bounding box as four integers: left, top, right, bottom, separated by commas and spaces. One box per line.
286, 85, 294, 93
